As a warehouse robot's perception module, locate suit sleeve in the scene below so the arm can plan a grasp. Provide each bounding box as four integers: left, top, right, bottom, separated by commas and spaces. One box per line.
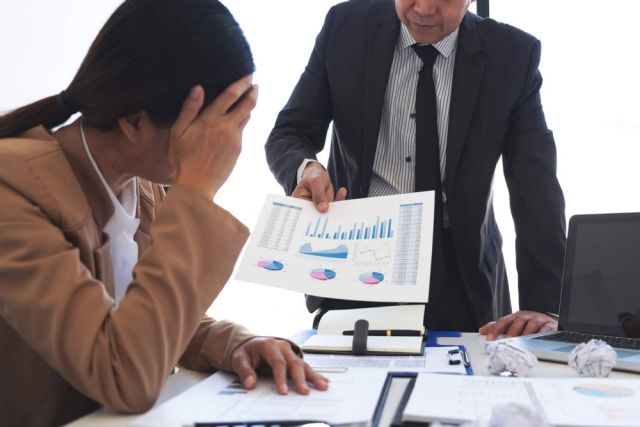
0, 183, 249, 413
265, 6, 337, 195
502, 40, 566, 314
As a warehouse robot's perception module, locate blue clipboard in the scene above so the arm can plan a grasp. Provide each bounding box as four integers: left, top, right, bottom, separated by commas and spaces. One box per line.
425, 331, 473, 375
371, 372, 417, 427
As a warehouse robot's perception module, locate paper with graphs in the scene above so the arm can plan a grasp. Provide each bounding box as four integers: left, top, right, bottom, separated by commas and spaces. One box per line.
236, 192, 434, 302
130, 369, 387, 426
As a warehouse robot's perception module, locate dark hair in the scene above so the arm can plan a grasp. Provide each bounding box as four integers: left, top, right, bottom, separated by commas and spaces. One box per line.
0, 0, 254, 137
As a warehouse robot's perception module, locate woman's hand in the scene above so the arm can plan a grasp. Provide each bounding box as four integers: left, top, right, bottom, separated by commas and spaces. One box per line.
169, 75, 258, 200
230, 337, 329, 395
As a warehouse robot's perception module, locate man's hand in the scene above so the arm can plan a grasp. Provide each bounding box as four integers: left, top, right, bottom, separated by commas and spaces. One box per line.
292, 162, 346, 213
230, 337, 329, 395
479, 310, 558, 341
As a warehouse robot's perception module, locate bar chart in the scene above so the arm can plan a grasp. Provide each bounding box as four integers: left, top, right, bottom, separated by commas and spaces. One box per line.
304, 216, 393, 240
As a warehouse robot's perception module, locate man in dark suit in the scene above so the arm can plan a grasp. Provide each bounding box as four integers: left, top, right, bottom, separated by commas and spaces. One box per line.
265, 0, 566, 338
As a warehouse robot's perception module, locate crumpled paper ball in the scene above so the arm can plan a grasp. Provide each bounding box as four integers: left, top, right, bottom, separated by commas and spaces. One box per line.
485, 340, 538, 377
439, 403, 550, 427
568, 339, 617, 377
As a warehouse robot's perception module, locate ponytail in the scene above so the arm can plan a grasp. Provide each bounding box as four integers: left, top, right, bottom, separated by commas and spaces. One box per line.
0, 91, 76, 138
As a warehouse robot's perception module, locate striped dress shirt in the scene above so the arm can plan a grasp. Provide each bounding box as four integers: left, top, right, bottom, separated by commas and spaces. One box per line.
297, 24, 458, 224
369, 24, 458, 204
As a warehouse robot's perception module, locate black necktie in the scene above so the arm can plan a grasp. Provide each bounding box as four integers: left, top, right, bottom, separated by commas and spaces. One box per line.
412, 44, 447, 318
411, 44, 441, 195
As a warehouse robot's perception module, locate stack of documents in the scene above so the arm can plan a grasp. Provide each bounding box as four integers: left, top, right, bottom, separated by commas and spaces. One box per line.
304, 346, 467, 375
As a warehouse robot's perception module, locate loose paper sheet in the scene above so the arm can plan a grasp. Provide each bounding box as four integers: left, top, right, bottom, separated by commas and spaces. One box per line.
130, 368, 388, 427
304, 346, 467, 375
236, 192, 434, 302
403, 373, 640, 426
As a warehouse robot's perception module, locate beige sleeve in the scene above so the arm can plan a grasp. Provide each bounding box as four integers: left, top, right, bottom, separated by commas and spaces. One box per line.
0, 183, 248, 413
179, 318, 304, 373
178, 316, 254, 372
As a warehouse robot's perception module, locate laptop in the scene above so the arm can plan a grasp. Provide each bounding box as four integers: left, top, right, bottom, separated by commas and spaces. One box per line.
510, 213, 640, 373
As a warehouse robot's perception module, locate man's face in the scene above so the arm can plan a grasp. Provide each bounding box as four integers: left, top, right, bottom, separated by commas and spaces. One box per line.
395, 0, 473, 44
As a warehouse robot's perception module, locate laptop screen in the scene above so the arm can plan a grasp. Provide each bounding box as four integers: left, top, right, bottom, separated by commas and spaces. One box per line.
559, 214, 640, 338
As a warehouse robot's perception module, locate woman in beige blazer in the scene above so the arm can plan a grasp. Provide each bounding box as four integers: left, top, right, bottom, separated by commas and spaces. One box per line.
0, 1, 327, 425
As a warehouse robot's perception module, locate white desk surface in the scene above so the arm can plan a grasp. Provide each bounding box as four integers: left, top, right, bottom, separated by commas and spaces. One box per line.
438, 333, 639, 378
67, 333, 640, 426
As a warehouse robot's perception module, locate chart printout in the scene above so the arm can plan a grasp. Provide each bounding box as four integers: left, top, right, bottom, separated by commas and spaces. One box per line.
236, 192, 434, 302
130, 369, 388, 427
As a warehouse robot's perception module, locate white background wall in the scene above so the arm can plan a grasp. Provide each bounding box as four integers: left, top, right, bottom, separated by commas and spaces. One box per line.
1, 1, 639, 338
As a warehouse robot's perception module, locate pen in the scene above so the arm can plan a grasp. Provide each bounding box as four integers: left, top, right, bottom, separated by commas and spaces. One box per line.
461, 348, 471, 368
342, 329, 422, 337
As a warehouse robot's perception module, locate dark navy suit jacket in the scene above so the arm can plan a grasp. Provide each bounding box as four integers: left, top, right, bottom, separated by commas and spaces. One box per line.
265, 0, 566, 326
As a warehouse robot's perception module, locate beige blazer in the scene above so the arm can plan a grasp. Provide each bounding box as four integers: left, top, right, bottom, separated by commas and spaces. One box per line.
0, 125, 254, 426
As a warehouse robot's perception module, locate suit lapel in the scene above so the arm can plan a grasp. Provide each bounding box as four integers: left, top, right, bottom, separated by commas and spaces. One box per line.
445, 13, 485, 197
361, 1, 399, 196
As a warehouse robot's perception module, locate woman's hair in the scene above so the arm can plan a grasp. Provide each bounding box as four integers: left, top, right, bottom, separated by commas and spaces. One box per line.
0, 0, 254, 137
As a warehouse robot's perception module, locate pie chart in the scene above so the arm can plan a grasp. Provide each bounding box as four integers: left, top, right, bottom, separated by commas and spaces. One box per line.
359, 272, 384, 285
257, 260, 284, 271
310, 268, 336, 281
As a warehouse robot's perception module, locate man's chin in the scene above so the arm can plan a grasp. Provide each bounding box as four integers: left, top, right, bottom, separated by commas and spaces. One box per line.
408, 25, 445, 45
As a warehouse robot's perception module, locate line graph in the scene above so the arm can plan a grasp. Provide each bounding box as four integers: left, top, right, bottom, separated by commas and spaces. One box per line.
354, 243, 392, 266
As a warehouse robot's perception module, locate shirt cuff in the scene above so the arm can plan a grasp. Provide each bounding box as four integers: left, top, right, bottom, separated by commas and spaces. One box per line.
296, 159, 323, 184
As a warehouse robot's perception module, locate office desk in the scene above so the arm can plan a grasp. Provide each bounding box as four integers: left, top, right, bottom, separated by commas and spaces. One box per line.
65, 369, 208, 427
67, 333, 639, 426
438, 333, 638, 378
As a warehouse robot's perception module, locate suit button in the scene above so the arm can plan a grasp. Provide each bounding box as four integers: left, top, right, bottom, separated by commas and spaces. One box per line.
405, 156, 412, 162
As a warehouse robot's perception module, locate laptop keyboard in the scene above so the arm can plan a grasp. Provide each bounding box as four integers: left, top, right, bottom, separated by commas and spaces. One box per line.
534, 331, 640, 350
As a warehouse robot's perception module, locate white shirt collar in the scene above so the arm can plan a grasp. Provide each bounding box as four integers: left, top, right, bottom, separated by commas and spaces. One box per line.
399, 23, 459, 59
80, 127, 140, 236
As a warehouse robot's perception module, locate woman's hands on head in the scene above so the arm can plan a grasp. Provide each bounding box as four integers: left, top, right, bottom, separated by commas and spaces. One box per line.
169, 75, 257, 200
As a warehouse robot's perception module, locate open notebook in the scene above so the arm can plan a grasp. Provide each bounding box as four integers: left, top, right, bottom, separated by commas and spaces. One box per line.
301, 305, 425, 355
